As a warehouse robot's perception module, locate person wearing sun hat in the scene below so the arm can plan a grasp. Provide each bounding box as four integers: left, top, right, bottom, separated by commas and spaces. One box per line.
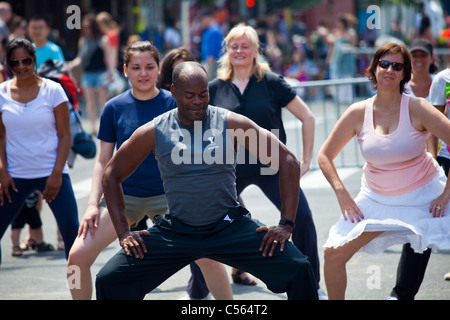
409, 38, 437, 77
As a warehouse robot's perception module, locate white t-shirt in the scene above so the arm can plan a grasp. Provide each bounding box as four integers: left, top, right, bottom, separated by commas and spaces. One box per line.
405, 74, 434, 101
0, 78, 69, 178
429, 68, 450, 160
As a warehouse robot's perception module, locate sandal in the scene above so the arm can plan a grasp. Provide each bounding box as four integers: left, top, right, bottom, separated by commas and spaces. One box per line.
34, 242, 54, 252
232, 270, 257, 286
19, 238, 37, 251
12, 245, 23, 257
57, 236, 65, 251
57, 241, 65, 251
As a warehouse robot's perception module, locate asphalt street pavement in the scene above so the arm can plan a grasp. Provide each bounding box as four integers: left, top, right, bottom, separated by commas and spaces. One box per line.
0, 103, 449, 301
0, 156, 448, 301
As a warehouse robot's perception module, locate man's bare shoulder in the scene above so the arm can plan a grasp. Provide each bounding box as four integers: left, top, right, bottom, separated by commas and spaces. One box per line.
129, 120, 156, 146
226, 110, 258, 131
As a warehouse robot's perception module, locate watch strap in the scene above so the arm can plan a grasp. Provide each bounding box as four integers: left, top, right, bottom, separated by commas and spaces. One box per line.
279, 218, 295, 229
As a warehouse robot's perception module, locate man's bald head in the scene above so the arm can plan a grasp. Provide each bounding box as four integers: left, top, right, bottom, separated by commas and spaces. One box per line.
170, 61, 210, 125
172, 61, 207, 88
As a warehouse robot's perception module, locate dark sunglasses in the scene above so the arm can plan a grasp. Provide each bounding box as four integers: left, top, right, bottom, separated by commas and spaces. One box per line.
10, 57, 33, 68
378, 60, 404, 71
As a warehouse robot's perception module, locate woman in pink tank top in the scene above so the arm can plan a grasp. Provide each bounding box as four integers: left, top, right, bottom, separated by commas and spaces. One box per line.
317, 43, 450, 300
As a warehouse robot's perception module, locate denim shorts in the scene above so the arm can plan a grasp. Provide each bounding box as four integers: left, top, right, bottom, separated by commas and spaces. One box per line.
82, 71, 107, 88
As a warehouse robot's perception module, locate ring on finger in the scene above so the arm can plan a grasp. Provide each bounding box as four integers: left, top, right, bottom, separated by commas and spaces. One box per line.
273, 240, 278, 244
436, 205, 441, 211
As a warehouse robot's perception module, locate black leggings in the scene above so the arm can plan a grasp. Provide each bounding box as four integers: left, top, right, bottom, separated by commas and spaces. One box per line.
391, 156, 449, 299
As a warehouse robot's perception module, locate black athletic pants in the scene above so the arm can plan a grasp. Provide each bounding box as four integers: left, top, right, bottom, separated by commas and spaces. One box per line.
96, 206, 318, 300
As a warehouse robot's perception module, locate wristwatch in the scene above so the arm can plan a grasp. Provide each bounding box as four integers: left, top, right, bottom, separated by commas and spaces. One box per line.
279, 218, 295, 229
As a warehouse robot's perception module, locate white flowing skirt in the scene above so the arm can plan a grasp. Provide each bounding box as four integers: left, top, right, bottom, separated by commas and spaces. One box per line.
324, 169, 450, 254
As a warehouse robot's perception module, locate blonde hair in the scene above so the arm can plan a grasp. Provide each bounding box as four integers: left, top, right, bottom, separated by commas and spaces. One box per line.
217, 23, 270, 81
96, 11, 119, 30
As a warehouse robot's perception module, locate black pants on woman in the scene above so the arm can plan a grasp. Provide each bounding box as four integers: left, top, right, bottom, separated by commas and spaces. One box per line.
390, 156, 449, 299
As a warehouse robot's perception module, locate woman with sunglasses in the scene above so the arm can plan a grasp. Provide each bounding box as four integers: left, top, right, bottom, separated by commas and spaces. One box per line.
0, 38, 79, 264
386, 39, 438, 300
317, 43, 450, 299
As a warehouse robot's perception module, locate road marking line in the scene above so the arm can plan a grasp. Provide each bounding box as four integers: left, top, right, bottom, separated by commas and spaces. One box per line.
301, 167, 360, 189
72, 177, 92, 199
71, 168, 361, 200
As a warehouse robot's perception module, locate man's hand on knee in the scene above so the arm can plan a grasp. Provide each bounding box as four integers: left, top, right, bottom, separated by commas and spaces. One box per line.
256, 225, 292, 257
119, 230, 150, 259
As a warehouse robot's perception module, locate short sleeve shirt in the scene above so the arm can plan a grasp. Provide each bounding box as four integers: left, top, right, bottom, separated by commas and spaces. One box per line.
34, 41, 66, 69
98, 89, 177, 197
201, 23, 224, 61
429, 68, 450, 160
209, 72, 296, 177
0, 79, 69, 178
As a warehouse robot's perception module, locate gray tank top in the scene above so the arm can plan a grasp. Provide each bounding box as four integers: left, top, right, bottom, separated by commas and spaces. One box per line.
154, 106, 239, 226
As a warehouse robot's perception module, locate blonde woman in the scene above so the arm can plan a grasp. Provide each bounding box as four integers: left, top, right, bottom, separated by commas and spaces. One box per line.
208, 23, 325, 298
96, 11, 120, 79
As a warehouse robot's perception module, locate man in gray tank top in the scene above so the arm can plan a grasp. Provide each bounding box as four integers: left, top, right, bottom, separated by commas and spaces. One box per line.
153, 104, 238, 226
96, 61, 318, 300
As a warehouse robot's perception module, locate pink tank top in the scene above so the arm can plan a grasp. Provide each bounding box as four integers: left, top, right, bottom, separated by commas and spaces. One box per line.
357, 94, 438, 196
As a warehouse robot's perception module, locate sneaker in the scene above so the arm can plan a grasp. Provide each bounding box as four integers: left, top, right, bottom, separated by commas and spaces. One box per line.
386, 296, 398, 300
444, 272, 450, 281
317, 288, 328, 300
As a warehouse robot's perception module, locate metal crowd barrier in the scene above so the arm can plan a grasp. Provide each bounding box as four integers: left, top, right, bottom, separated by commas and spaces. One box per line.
283, 46, 450, 170
283, 77, 372, 171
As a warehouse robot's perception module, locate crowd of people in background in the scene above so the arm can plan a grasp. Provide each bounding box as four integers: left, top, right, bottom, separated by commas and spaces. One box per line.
3, 3, 450, 103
